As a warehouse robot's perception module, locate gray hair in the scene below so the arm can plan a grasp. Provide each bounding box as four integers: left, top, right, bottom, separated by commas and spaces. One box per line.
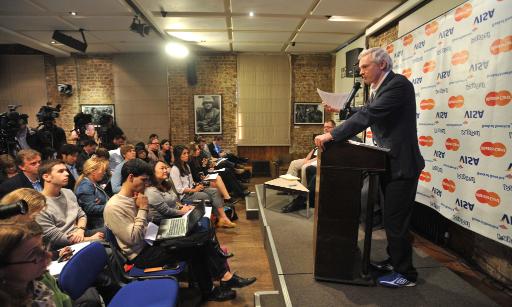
358, 47, 393, 72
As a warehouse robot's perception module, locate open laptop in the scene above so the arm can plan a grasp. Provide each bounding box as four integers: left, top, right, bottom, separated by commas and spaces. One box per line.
156, 203, 205, 240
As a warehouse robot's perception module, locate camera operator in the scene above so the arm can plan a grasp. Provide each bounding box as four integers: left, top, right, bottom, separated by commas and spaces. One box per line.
97, 114, 125, 151
0, 105, 34, 156
70, 112, 97, 147
32, 104, 66, 160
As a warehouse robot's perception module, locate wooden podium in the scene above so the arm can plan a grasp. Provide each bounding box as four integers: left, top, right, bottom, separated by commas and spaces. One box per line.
313, 140, 388, 285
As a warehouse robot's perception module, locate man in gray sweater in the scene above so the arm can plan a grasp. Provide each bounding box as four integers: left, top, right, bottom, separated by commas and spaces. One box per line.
36, 159, 104, 249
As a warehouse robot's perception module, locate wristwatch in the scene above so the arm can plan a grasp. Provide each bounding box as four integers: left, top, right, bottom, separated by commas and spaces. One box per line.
77, 226, 86, 230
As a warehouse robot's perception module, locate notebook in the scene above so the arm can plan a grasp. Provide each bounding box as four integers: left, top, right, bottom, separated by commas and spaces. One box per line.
156, 204, 205, 240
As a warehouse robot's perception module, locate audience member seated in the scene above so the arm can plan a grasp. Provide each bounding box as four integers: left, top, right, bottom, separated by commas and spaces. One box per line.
160, 139, 174, 165
76, 139, 98, 172
36, 160, 104, 249
189, 143, 247, 202
75, 157, 110, 231
207, 136, 249, 165
111, 144, 136, 194
58, 144, 81, 190
104, 159, 256, 302
134, 142, 150, 162
0, 149, 42, 198
108, 135, 127, 172
98, 114, 125, 151
170, 145, 236, 228
0, 154, 18, 184
147, 134, 164, 163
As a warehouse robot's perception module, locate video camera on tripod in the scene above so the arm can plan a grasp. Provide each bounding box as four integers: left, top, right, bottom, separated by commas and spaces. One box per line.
0, 105, 29, 155
33, 103, 66, 159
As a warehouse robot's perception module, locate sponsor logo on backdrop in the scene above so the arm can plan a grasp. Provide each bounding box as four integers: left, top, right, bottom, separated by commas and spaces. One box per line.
366, 130, 372, 139
504, 183, 512, 192
425, 21, 439, 36
466, 82, 486, 90
442, 178, 456, 192
485, 90, 511, 106
475, 189, 501, 207
497, 233, 512, 244
453, 215, 471, 227
445, 138, 460, 151
474, 9, 495, 25
448, 96, 464, 108
490, 36, 512, 55
480, 142, 506, 157
403, 34, 414, 46
501, 213, 512, 229
414, 40, 425, 50
471, 32, 491, 44
419, 171, 431, 182
386, 44, 394, 54
451, 51, 469, 65
412, 77, 423, 85
436, 111, 448, 119
457, 173, 475, 183
437, 46, 452, 56
423, 60, 436, 73
460, 155, 480, 166
469, 61, 489, 73
433, 165, 443, 173
402, 68, 412, 79
455, 3, 472, 22
434, 128, 446, 134
439, 27, 455, 39
464, 110, 484, 119
419, 136, 434, 146
437, 70, 451, 81
432, 187, 442, 197
455, 198, 475, 211
434, 150, 446, 159
420, 99, 435, 110
460, 129, 480, 136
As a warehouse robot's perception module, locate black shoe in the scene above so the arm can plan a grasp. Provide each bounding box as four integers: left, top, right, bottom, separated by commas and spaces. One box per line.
224, 198, 239, 207
371, 259, 394, 272
207, 287, 236, 301
239, 191, 251, 198
220, 274, 257, 288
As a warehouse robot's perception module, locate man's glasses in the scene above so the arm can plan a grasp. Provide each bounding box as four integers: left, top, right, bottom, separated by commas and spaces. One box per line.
3, 243, 50, 266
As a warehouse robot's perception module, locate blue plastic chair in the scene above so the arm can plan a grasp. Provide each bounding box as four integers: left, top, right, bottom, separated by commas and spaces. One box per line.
58, 241, 179, 307
104, 227, 186, 281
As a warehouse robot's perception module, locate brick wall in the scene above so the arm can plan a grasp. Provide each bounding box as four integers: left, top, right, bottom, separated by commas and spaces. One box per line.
290, 54, 334, 157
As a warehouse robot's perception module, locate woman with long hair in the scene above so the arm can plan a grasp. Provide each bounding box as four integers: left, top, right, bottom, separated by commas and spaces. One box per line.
170, 145, 236, 228
75, 157, 110, 230
160, 139, 174, 166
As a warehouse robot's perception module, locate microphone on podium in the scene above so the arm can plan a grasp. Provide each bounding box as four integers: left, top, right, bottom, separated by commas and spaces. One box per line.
339, 81, 361, 120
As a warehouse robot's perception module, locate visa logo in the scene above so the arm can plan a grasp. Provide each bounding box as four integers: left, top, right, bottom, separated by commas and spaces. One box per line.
437, 70, 451, 79
469, 61, 489, 72
412, 77, 423, 84
436, 112, 448, 118
432, 187, 442, 197
460, 155, 480, 166
434, 150, 446, 158
464, 110, 484, 118
439, 27, 454, 39
456, 199, 475, 211
414, 40, 425, 50
394, 50, 403, 58
416, 113, 420, 119
502, 214, 512, 225
474, 9, 495, 24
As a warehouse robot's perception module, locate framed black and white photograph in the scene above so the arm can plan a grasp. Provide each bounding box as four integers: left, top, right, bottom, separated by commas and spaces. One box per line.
80, 104, 115, 126
194, 95, 222, 134
294, 102, 324, 124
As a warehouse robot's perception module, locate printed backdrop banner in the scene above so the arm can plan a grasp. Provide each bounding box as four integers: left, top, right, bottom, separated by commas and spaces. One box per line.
381, 0, 511, 247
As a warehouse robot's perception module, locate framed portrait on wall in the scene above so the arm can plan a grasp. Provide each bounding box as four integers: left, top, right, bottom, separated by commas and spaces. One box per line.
80, 104, 115, 126
293, 102, 324, 125
194, 95, 222, 134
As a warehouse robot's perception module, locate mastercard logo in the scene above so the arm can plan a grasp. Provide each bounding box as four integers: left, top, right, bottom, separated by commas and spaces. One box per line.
451, 50, 469, 65
475, 189, 500, 207
420, 99, 435, 110
455, 3, 472, 22
445, 138, 460, 151
490, 36, 512, 55
402, 68, 412, 79
418, 136, 434, 147
425, 21, 439, 36
448, 95, 464, 108
480, 142, 506, 157
386, 44, 394, 54
403, 34, 414, 46
485, 90, 511, 106
423, 60, 436, 73
442, 178, 456, 192
419, 171, 431, 182
366, 130, 373, 138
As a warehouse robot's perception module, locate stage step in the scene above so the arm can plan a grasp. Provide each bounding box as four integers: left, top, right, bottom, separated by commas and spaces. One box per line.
245, 192, 259, 219
255, 291, 286, 307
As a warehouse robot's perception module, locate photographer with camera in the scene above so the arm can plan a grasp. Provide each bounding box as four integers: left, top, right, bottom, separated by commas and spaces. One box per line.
70, 112, 97, 147
32, 104, 66, 160
0, 105, 35, 157
97, 114, 125, 151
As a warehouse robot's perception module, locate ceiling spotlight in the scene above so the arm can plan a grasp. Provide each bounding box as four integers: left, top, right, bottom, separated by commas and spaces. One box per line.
130, 16, 151, 37
52, 29, 87, 52
165, 42, 189, 58
69, 11, 77, 16
249, 11, 254, 17
50, 40, 56, 44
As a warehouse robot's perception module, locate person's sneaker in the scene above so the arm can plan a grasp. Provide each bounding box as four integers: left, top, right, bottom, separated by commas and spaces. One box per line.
370, 259, 394, 272
377, 272, 416, 288
207, 286, 236, 301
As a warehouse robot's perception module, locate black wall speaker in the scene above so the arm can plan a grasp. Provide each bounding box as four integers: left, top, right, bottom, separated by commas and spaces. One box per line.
345, 48, 363, 77
186, 60, 197, 86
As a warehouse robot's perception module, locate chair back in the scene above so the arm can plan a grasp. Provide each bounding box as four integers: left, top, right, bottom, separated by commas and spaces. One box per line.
58, 242, 107, 300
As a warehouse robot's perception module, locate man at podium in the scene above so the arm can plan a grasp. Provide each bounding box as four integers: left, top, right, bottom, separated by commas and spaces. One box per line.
315, 47, 424, 288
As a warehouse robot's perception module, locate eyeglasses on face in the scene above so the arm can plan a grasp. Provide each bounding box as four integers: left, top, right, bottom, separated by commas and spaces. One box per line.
2, 243, 50, 266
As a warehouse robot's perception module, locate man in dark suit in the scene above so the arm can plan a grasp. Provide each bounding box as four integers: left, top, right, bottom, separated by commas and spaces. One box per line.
315, 47, 424, 288
0, 149, 43, 198
58, 144, 81, 190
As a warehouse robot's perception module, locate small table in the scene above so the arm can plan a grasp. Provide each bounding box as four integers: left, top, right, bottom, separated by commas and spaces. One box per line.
263, 178, 310, 218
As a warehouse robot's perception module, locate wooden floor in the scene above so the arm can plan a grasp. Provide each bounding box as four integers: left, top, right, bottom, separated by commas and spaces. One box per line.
205, 176, 510, 307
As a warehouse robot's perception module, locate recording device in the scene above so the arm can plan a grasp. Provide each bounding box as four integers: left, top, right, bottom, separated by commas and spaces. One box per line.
34, 103, 65, 159
339, 82, 361, 120
73, 112, 93, 144
0, 200, 28, 219
36, 104, 61, 127
0, 105, 29, 155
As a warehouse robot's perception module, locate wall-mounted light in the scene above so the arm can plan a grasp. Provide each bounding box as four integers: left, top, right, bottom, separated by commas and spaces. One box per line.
249, 11, 254, 17
165, 42, 189, 58
130, 16, 151, 37
69, 11, 77, 16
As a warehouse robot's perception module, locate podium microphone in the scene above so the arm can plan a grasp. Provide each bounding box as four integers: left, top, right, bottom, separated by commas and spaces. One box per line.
339, 81, 361, 120
0, 200, 28, 219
